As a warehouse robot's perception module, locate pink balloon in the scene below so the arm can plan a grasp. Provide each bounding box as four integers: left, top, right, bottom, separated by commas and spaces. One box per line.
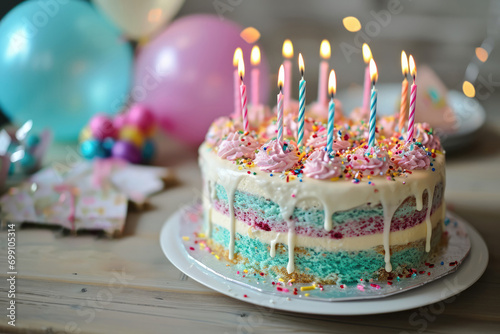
134, 14, 270, 147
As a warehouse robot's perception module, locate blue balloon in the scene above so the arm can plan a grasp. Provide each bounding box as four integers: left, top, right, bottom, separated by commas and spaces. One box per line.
0, 0, 133, 140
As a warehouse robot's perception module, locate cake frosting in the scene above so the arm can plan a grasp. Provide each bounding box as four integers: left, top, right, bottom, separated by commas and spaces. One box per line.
306, 128, 350, 151
200, 100, 445, 284
217, 132, 259, 161
347, 147, 390, 176
254, 140, 300, 173
303, 149, 342, 180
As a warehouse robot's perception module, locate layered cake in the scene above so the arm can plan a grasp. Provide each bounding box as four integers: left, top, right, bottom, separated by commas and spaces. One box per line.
199, 110, 445, 284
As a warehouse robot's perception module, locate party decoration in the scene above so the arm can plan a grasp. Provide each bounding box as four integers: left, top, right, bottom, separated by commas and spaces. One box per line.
112, 141, 142, 164
297, 53, 306, 147
0, 0, 133, 140
80, 104, 157, 164
277, 65, 285, 144
0, 160, 172, 236
407, 55, 418, 143
326, 70, 337, 153
250, 46, 261, 106
368, 59, 378, 148
282, 40, 294, 109
93, 0, 185, 40
233, 48, 243, 117
90, 115, 117, 140
0, 120, 51, 177
362, 44, 373, 116
238, 56, 249, 134
134, 14, 270, 147
399, 51, 409, 133
317, 40, 331, 107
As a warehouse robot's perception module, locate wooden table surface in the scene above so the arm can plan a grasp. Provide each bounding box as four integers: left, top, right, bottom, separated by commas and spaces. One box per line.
1, 111, 500, 333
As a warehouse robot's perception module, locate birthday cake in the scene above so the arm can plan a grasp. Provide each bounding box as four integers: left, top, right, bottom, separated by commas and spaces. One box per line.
198, 45, 445, 284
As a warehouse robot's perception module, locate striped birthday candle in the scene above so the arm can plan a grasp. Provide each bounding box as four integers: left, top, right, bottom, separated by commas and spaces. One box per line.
298, 53, 306, 146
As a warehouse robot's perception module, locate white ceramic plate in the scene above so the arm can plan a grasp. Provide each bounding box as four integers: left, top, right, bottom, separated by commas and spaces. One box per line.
160, 210, 488, 315
336, 84, 486, 152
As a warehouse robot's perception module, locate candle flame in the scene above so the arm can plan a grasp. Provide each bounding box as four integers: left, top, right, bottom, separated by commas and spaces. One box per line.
251, 46, 261, 66
238, 55, 245, 80
320, 40, 331, 59
282, 39, 293, 58
409, 55, 416, 79
328, 69, 336, 97
369, 58, 378, 84
362, 43, 372, 64
233, 48, 242, 67
401, 51, 408, 77
278, 64, 284, 91
298, 53, 305, 76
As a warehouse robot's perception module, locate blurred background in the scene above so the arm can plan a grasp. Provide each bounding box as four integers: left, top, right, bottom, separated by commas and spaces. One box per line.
0, 0, 498, 150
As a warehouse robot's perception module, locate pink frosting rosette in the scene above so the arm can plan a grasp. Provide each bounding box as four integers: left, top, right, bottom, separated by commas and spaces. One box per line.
391, 143, 430, 170
304, 149, 343, 180
348, 148, 390, 176
306, 128, 350, 152
205, 116, 240, 146
254, 140, 299, 173
217, 132, 259, 161
416, 122, 442, 151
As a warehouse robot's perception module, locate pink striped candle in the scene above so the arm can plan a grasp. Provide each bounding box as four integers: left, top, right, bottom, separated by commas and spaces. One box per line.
233, 48, 243, 117
238, 56, 249, 134
277, 65, 285, 143
398, 51, 409, 133
317, 40, 331, 107
251, 46, 260, 106
406, 55, 417, 143
282, 40, 293, 110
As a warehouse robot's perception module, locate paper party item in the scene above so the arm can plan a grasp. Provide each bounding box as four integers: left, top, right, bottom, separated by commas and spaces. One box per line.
0, 160, 172, 236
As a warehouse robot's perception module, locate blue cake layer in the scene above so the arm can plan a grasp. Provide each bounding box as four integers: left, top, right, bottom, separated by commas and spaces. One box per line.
209, 224, 442, 283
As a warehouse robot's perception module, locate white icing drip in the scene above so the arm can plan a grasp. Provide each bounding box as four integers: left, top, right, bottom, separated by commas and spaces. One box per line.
323, 201, 333, 231
270, 233, 281, 258
425, 187, 435, 252
224, 180, 242, 260
199, 144, 445, 274
381, 199, 401, 272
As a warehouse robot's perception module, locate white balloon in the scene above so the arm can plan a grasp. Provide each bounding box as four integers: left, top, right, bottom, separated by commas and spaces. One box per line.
93, 0, 185, 40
